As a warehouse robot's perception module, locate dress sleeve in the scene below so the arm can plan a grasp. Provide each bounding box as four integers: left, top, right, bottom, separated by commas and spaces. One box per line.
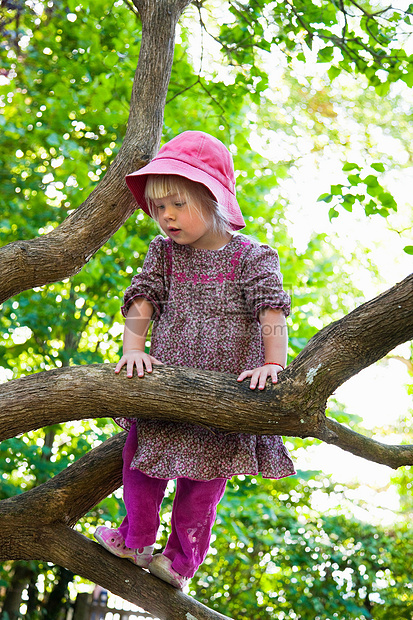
121, 235, 167, 318
242, 242, 291, 319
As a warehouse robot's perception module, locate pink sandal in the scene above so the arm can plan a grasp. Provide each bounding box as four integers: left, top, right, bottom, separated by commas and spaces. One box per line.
148, 554, 190, 589
94, 526, 154, 568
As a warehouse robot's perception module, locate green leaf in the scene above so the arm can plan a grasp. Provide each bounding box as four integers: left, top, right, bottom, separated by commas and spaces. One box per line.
401, 71, 413, 88
375, 81, 390, 96
341, 195, 354, 212
317, 46, 334, 63
403, 245, 413, 254
378, 191, 397, 210
104, 51, 119, 68
46, 133, 62, 147
330, 184, 343, 195
327, 65, 341, 81
342, 162, 361, 172
371, 162, 385, 172
365, 199, 378, 215
342, 194, 356, 208
347, 174, 361, 185
363, 174, 379, 187
317, 193, 333, 203
328, 207, 339, 220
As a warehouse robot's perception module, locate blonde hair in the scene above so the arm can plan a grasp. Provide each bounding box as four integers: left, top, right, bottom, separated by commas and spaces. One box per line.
144, 175, 231, 236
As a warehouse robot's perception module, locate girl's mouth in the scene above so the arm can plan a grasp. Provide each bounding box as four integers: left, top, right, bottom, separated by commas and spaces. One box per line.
168, 228, 181, 235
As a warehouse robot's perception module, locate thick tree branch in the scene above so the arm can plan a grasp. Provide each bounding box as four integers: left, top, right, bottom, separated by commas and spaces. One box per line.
18, 432, 126, 528
1, 275, 412, 468
0, 0, 191, 305
286, 273, 413, 401
0, 436, 232, 620
0, 361, 325, 437
0, 435, 125, 535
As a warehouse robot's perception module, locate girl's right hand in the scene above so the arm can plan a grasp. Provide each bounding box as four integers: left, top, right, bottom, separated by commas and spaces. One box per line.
114, 350, 164, 378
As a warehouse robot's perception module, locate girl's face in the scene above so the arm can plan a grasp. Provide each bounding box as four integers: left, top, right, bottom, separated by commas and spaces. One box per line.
153, 194, 229, 250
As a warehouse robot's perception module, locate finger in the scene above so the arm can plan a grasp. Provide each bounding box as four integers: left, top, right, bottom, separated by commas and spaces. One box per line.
135, 358, 145, 378
237, 370, 252, 382
257, 370, 268, 391
249, 370, 261, 390
114, 358, 126, 374
271, 369, 278, 384
144, 356, 153, 373
126, 358, 135, 378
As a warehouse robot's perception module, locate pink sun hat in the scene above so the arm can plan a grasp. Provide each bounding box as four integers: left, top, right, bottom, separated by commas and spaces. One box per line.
125, 131, 246, 231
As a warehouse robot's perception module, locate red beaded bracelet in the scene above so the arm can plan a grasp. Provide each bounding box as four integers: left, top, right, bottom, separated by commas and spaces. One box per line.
264, 362, 285, 370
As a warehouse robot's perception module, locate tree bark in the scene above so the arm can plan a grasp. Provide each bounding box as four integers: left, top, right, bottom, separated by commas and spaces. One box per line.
0, 0, 191, 305
1, 274, 412, 469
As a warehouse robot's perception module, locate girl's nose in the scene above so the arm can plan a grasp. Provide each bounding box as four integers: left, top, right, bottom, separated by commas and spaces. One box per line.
163, 206, 175, 220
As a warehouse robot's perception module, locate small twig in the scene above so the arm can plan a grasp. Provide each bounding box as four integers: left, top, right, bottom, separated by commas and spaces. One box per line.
319, 32, 399, 65
385, 354, 413, 373
195, 0, 205, 74
198, 79, 227, 116
285, 0, 315, 41
166, 78, 200, 104
229, 0, 256, 29
347, 0, 393, 19
364, 15, 390, 48
194, 0, 253, 62
339, 0, 349, 40
122, 0, 140, 17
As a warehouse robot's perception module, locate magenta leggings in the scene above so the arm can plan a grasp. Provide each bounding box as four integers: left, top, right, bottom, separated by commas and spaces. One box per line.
118, 425, 227, 578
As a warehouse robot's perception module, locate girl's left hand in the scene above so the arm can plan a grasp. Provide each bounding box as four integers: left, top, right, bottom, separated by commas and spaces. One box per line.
237, 364, 284, 390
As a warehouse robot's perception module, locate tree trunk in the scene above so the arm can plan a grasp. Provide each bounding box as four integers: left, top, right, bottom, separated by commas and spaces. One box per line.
26, 574, 41, 619
43, 567, 75, 620
0, 563, 34, 620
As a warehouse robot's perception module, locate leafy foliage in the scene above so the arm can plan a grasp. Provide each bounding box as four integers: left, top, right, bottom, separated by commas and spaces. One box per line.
212, 0, 413, 93
318, 162, 398, 219
191, 474, 413, 619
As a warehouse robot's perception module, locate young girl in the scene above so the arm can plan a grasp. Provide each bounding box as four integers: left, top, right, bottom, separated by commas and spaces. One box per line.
95, 130, 295, 589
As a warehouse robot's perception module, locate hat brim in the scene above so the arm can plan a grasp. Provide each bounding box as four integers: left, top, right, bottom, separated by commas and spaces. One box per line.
125, 157, 245, 231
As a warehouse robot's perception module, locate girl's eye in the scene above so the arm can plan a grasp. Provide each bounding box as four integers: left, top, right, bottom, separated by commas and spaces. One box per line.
175, 202, 185, 207
157, 204, 165, 210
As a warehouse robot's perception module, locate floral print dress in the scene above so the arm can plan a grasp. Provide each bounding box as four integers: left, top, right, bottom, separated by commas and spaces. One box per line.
115, 233, 295, 481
